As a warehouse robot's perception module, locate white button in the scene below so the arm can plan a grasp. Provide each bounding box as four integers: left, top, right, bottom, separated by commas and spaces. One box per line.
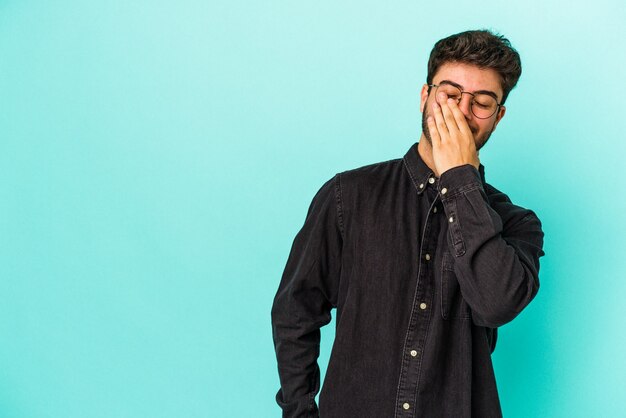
433, 206, 438, 213
425, 253, 431, 261
419, 183, 424, 189
428, 177, 435, 184
449, 216, 454, 223
403, 403, 410, 410
441, 187, 448, 195
410, 350, 418, 357
420, 303, 427, 310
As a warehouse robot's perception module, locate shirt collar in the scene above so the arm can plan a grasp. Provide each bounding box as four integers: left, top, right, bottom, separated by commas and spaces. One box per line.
402, 142, 486, 195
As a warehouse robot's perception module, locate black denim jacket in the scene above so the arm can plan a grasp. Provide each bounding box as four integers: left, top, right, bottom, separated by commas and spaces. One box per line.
271, 142, 545, 418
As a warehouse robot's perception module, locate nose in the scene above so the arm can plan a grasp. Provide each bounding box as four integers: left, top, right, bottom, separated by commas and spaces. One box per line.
458, 93, 473, 118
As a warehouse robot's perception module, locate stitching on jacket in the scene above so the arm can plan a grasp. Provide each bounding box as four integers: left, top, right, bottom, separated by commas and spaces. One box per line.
335, 173, 345, 238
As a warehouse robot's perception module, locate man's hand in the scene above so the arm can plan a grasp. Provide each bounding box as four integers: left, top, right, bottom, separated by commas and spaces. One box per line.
426, 93, 480, 176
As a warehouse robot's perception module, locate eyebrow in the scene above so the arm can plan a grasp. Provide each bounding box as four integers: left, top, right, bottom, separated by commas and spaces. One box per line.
439, 80, 500, 101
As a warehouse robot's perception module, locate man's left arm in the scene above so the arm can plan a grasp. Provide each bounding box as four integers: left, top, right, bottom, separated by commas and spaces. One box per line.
438, 165, 545, 328
426, 95, 545, 328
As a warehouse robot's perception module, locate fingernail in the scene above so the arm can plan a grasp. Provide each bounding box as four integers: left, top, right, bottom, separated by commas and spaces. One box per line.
437, 92, 446, 100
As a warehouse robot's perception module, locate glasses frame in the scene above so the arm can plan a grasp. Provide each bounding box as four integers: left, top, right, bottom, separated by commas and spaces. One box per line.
428, 83, 503, 119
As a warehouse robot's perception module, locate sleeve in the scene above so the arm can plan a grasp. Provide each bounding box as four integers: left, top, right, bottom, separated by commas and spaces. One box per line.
438, 164, 545, 328
271, 174, 344, 418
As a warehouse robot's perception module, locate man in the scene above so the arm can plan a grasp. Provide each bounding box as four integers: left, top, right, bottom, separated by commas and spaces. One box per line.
271, 30, 545, 418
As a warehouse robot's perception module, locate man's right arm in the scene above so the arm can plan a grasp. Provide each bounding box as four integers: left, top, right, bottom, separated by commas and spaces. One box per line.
271, 174, 344, 418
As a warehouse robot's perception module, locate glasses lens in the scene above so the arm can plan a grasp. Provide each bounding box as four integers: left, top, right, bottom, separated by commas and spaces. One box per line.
471, 94, 498, 119
435, 84, 462, 104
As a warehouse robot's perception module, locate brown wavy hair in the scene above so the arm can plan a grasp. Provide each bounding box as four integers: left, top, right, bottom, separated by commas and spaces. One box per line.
427, 30, 522, 104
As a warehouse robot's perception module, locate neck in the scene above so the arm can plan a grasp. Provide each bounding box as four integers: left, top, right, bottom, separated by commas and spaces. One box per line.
417, 135, 439, 177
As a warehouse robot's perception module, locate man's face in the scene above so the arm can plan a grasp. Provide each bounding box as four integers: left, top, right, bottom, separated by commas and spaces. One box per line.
420, 62, 507, 151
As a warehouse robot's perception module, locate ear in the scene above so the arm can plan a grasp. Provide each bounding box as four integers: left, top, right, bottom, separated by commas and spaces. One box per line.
420, 84, 430, 113
491, 105, 507, 132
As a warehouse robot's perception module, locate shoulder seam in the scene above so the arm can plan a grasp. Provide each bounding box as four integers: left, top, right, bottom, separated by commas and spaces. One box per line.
334, 173, 345, 238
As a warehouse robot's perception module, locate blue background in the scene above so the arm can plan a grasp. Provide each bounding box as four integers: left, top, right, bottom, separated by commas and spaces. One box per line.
1, 1, 625, 417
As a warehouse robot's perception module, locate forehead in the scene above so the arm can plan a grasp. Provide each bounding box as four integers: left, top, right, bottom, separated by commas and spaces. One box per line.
433, 62, 503, 98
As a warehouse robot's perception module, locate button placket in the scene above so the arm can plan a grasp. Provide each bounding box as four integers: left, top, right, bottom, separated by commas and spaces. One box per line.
395, 200, 439, 416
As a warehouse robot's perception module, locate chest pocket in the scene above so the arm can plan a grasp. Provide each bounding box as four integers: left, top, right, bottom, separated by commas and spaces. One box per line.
441, 252, 471, 320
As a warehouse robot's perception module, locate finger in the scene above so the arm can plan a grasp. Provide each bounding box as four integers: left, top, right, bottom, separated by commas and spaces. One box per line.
434, 90, 448, 106
431, 100, 449, 142
426, 115, 441, 147
439, 96, 459, 136
446, 98, 473, 139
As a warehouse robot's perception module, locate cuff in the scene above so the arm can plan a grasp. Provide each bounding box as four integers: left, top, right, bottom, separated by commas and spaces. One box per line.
276, 389, 319, 418
438, 164, 483, 199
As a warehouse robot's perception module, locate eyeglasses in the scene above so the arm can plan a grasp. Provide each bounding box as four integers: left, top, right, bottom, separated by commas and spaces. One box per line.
428, 83, 502, 119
